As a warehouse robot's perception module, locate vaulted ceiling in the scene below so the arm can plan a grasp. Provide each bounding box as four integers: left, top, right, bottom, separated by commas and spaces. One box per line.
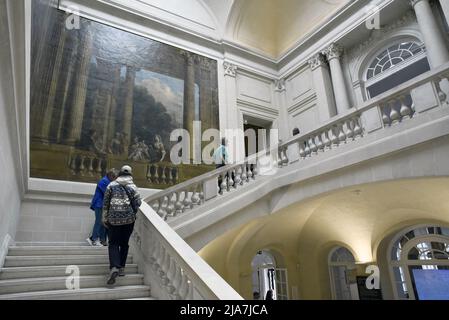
95, 0, 353, 60
223, 0, 351, 59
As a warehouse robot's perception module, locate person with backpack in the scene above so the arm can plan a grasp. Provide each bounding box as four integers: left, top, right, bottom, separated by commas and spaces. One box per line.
102, 165, 142, 285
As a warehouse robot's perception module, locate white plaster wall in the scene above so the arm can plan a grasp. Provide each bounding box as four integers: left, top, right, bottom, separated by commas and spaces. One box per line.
0, 0, 24, 265
285, 66, 319, 133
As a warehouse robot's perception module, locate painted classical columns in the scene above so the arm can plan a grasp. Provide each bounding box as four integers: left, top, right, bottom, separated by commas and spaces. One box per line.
323, 43, 351, 114
36, 18, 68, 143
65, 24, 94, 145
308, 53, 337, 122
122, 66, 137, 155
182, 51, 196, 139
410, 0, 449, 68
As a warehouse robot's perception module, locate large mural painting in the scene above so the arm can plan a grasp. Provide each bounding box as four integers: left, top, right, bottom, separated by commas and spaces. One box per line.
30, 2, 219, 189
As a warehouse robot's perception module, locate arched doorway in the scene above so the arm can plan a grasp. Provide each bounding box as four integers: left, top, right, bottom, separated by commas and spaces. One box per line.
388, 225, 449, 300
328, 246, 359, 300
251, 250, 289, 300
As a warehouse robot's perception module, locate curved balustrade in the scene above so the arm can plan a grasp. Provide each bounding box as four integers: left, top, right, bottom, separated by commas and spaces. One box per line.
132, 202, 243, 300
145, 60, 449, 221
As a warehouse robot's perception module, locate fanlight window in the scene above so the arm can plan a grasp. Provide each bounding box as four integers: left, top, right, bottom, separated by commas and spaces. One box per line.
389, 226, 449, 300
367, 41, 424, 80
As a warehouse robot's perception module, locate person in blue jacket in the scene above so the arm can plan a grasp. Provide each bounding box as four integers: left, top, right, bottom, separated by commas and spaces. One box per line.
87, 169, 118, 246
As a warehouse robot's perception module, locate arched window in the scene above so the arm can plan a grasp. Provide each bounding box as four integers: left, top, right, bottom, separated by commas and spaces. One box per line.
328, 246, 358, 300
251, 250, 289, 300
365, 40, 430, 99
389, 225, 449, 300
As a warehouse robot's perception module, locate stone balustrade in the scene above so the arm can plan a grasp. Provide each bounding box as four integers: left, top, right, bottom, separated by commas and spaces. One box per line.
146, 164, 179, 185
147, 159, 260, 220
145, 60, 449, 221
68, 151, 106, 178
132, 202, 243, 300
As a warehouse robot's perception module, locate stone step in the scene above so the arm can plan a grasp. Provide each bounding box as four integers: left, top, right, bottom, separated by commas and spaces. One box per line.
0, 264, 139, 280
7, 246, 109, 256
0, 274, 144, 295
0, 285, 152, 300
4, 255, 133, 267
121, 297, 157, 300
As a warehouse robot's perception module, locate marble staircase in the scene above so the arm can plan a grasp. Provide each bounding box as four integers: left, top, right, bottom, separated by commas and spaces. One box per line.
0, 245, 154, 300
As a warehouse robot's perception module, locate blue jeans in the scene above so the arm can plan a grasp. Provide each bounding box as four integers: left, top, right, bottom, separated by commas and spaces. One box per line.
91, 208, 107, 242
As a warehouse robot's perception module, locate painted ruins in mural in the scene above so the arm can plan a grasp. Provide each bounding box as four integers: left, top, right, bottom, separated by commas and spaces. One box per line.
30, 3, 219, 189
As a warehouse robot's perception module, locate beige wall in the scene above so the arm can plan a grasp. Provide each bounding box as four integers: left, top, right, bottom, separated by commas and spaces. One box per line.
199, 177, 449, 300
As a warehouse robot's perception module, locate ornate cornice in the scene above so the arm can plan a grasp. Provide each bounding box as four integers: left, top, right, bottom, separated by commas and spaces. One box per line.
308, 53, 327, 71
223, 62, 237, 77
323, 43, 344, 61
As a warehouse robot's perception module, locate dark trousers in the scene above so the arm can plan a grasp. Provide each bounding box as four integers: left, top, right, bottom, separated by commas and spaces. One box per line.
108, 223, 135, 270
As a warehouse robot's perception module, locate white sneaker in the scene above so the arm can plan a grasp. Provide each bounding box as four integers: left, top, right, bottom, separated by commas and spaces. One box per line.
94, 240, 103, 247
86, 238, 94, 246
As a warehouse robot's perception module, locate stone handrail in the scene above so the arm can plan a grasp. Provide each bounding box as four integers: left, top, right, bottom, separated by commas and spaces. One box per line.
132, 202, 243, 300
145, 60, 449, 221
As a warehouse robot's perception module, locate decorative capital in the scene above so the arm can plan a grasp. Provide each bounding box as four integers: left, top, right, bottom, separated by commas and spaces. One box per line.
180, 50, 195, 65
274, 79, 286, 92
223, 62, 237, 77
409, 0, 426, 8
323, 43, 344, 61
308, 53, 327, 71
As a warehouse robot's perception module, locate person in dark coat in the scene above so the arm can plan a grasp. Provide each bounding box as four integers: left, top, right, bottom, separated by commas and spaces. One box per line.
87, 169, 117, 247
103, 165, 142, 285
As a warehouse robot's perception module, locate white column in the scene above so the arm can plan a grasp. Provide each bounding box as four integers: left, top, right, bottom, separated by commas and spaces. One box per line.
308, 53, 337, 122
323, 43, 351, 114
411, 0, 449, 68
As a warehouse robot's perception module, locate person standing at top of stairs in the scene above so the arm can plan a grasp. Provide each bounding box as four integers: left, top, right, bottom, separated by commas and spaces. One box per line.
102, 165, 142, 286
87, 169, 118, 247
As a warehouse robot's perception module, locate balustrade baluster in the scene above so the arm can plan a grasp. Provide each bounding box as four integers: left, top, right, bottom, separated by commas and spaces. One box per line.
161, 166, 167, 185
241, 165, 247, 184
299, 141, 306, 158
70, 157, 77, 175
316, 133, 324, 151
304, 141, 311, 156
323, 131, 331, 150
252, 163, 258, 176
389, 100, 400, 124
247, 163, 254, 179
309, 137, 318, 153
330, 127, 339, 146
435, 77, 449, 106
174, 191, 183, 216
87, 158, 94, 177
166, 193, 175, 217
79, 156, 86, 176
353, 117, 363, 138
153, 167, 159, 185
166, 257, 177, 294
345, 120, 354, 141
191, 185, 200, 205
338, 124, 346, 143
234, 166, 242, 186
182, 190, 192, 210
227, 170, 234, 190
399, 95, 412, 120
